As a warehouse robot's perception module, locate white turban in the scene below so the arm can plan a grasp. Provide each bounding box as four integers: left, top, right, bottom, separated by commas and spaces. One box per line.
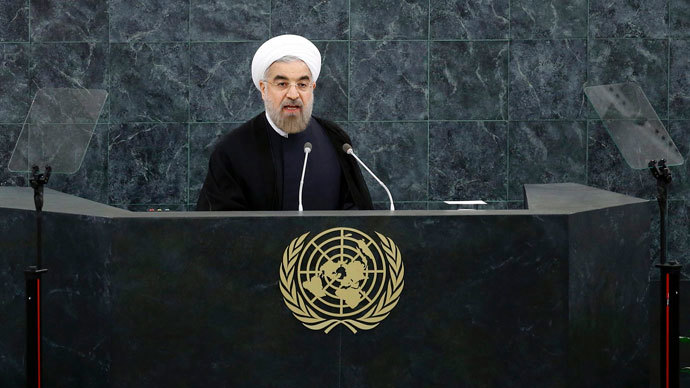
251, 34, 321, 91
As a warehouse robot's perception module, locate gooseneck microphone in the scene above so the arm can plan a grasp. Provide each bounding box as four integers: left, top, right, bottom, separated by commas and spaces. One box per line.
298, 142, 312, 211
342, 143, 395, 211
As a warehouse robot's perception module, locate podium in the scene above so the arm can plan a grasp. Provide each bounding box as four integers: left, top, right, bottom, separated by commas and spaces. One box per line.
0, 183, 651, 387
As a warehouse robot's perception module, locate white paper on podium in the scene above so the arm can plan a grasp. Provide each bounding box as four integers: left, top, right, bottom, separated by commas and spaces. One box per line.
443, 200, 487, 205
443, 200, 487, 210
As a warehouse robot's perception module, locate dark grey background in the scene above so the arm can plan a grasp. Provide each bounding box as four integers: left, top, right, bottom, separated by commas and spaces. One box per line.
0, 0, 688, 277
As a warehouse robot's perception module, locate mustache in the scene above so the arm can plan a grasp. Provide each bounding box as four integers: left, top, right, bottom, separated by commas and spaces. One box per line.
281, 99, 303, 108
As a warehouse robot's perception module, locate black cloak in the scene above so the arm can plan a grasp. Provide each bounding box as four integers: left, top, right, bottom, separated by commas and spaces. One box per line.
196, 113, 373, 211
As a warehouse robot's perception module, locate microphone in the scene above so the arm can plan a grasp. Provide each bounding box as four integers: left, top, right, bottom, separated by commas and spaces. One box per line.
298, 142, 312, 211
342, 143, 395, 211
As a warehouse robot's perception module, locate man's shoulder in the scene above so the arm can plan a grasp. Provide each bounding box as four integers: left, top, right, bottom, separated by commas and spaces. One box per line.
219, 113, 267, 143
312, 115, 340, 130
213, 113, 267, 150
211, 112, 268, 164
313, 116, 350, 141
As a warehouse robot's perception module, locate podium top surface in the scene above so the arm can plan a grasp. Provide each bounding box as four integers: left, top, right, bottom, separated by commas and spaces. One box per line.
0, 186, 130, 217
0, 183, 647, 219
522, 182, 647, 212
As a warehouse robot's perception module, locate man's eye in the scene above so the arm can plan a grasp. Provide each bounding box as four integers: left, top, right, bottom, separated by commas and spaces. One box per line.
297, 83, 309, 89
277, 82, 288, 88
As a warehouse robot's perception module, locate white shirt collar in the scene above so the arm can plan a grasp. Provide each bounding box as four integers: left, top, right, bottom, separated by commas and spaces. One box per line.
265, 112, 288, 138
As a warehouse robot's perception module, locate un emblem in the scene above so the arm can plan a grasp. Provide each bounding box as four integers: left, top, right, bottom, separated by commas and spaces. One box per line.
279, 227, 404, 334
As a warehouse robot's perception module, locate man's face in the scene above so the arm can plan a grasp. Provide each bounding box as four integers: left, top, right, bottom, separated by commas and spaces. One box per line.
260, 60, 315, 134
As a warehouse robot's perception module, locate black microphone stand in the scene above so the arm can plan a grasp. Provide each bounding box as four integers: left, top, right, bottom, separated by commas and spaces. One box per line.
26, 165, 50, 388
649, 159, 682, 388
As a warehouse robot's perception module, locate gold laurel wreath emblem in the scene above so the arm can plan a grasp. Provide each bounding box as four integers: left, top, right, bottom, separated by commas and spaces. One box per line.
279, 230, 404, 334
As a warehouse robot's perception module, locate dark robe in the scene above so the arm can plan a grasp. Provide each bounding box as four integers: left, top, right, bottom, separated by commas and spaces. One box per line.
196, 113, 373, 211
272, 118, 342, 210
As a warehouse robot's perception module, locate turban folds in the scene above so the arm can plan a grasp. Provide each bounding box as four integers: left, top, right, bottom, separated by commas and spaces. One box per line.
251, 34, 322, 91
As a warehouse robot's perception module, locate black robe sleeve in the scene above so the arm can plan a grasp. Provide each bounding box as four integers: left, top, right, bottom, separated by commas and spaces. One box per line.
196, 145, 249, 211
196, 114, 279, 211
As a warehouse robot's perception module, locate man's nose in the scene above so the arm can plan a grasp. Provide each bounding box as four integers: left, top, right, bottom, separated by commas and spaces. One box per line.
286, 84, 300, 99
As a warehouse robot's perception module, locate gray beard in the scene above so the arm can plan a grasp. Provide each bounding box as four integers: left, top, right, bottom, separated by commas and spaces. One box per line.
265, 97, 313, 134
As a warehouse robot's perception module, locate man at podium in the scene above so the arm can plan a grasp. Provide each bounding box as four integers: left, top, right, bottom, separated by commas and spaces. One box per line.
197, 34, 372, 211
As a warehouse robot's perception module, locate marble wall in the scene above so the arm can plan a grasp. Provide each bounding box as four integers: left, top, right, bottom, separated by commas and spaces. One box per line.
0, 1, 688, 275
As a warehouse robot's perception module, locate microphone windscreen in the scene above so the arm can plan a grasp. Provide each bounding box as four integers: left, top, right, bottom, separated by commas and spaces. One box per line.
342, 143, 352, 154
304, 142, 312, 152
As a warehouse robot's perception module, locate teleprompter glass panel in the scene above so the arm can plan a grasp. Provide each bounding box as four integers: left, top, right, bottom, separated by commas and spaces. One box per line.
584, 82, 683, 170
8, 88, 108, 174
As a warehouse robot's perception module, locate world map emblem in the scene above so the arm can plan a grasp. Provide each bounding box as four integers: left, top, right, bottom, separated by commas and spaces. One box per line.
279, 227, 404, 334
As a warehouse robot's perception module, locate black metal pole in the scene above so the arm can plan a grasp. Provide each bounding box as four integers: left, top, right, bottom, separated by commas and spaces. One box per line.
649, 159, 682, 388
26, 166, 50, 388
655, 163, 669, 266
25, 266, 46, 388
656, 262, 682, 388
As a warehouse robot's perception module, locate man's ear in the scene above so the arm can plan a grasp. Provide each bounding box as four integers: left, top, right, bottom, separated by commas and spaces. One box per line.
312, 82, 316, 91
259, 81, 268, 100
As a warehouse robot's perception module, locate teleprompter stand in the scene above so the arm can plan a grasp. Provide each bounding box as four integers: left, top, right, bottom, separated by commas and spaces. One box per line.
585, 83, 684, 388
7, 88, 108, 388
25, 166, 50, 388
649, 159, 683, 388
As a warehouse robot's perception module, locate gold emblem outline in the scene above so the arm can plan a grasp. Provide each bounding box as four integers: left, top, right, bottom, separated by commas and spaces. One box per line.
279, 228, 405, 334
